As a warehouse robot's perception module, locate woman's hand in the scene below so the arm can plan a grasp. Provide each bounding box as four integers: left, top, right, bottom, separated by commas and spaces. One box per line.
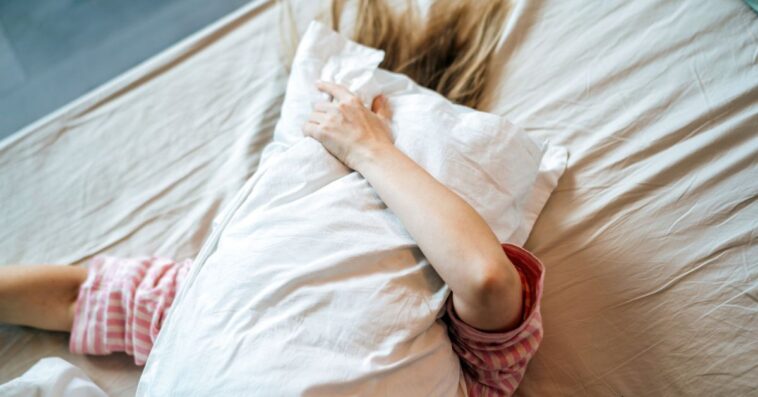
304, 81, 394, 171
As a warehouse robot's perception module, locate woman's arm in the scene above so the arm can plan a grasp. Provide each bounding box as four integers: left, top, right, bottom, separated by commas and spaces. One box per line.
356, 144, 523, 331
304, 82, 522, 332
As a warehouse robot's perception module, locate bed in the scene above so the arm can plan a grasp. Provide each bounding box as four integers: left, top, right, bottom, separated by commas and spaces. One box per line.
1, 0, 755, 395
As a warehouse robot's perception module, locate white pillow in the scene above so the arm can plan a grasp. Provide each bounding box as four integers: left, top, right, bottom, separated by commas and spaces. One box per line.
138, 21, 566, 396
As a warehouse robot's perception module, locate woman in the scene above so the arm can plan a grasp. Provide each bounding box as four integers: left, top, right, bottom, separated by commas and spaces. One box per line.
0, 1, 544, 395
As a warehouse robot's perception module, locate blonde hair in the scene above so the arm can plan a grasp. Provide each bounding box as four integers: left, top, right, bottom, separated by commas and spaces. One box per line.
331, 0, 509, 109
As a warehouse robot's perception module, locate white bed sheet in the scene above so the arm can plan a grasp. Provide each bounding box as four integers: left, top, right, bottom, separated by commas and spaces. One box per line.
1, 0, 756, 395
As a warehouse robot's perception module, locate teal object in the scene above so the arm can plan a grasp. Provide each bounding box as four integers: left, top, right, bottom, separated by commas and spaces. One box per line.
746, 0, 758, 13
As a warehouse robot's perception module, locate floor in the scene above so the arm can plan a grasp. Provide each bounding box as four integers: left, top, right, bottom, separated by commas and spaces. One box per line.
0, 0, 256, 141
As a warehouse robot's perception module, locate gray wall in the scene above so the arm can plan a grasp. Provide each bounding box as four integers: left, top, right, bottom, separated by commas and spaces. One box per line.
0, 0, 256, 140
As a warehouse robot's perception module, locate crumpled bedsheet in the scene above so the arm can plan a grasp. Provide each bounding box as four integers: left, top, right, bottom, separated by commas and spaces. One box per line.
1, 0, 756, 395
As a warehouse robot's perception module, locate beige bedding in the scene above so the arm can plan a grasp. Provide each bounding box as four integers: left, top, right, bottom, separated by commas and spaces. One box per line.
1, 0, 756, 395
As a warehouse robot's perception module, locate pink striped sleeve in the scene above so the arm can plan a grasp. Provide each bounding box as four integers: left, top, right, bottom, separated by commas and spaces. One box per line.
442, 244, 545, 397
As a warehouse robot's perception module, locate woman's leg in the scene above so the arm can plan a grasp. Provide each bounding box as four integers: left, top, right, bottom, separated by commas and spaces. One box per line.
0, 265, 87, 332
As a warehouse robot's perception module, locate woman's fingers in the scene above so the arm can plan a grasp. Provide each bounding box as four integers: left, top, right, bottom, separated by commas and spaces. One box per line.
303, 121, 322, 139
371, 95, 392, 120
316, 81, 355, 103
313, 101, 335, 113
308, 111, 327, 124
305, 82, 394, 170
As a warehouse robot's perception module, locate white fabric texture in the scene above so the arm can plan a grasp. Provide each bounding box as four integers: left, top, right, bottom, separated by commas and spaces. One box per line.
137, 21, 562, 396
0, 358, 107, 397
1, 1, 755, 396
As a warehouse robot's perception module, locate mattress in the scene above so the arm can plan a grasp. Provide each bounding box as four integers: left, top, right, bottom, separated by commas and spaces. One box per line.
1, 0, 755, 395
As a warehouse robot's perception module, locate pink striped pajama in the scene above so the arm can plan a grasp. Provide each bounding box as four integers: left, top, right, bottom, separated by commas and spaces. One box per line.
69, 244, 543, 396
69, 256, 190, 365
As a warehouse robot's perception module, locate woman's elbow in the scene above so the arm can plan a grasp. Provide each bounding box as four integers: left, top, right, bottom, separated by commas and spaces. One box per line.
473, 257, 523, 331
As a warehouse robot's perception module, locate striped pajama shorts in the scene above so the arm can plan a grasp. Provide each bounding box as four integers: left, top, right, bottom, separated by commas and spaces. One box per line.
68, 256, 191, 365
